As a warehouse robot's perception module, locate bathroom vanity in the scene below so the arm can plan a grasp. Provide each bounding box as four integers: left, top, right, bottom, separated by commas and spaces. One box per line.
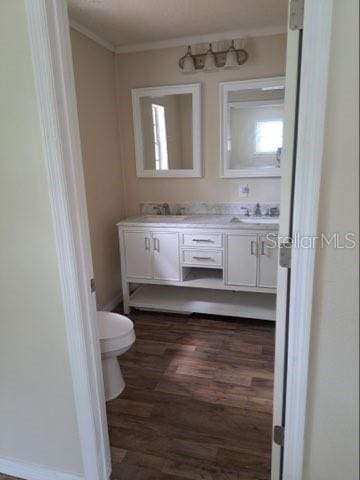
117, 214, 279, 321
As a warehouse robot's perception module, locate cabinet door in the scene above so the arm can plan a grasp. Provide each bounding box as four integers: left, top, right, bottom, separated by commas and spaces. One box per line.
258, 235, 278, 288
124, 231, 152, 279
152, 232, 180, 281
226, 234, 258, 286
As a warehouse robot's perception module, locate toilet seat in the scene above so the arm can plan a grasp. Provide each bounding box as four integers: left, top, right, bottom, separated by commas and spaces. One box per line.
97, 311, 135, 355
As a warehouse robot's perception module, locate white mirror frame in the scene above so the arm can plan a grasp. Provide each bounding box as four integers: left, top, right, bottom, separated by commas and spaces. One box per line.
219, 76, 286, 178
131, 83, 202, 178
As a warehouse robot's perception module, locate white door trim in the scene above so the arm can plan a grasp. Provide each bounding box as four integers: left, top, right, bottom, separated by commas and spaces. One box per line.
25, 1, 111, 479
282, 1, 334, 479
23, 0, 334, 479
0, 457, 82, 480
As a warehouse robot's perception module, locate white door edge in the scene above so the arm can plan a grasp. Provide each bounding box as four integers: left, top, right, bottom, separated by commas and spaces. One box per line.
281, 0, 334, 479
25, 1, 111, 479
271, 10, 301, 480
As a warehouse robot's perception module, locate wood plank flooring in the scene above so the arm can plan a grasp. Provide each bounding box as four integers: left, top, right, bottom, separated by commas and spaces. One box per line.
0, 310, 275, 480
108, 308, 275, 480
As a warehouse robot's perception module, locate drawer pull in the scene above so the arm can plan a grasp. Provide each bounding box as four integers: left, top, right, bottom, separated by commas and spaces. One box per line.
144, 237, 150, 251
192, 256, 213, 261
192, 239, 214, 243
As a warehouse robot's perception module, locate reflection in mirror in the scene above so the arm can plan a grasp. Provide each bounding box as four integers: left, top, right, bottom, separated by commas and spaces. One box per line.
220, 77, 285, 177
132, 84, 201, 177
140, 94, 192, 171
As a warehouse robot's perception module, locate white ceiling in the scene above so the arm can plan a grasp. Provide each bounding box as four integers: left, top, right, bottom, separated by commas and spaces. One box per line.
67, 0, 288, 49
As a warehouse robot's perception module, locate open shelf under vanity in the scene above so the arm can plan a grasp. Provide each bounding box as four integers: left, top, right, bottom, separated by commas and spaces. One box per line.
129, 284, 276, 321
182, 266, 224, 289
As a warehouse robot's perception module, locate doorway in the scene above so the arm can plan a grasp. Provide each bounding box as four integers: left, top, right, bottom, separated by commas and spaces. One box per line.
23, 1, 335, 479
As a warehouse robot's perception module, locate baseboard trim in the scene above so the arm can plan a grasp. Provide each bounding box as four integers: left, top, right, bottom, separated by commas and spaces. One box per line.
101, 292, 123, 312
0, 457, 83, 480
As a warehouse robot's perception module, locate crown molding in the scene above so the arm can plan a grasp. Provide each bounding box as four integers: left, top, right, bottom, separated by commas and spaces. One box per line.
69, 19, 115, 52
115, 25, 286, 53
68, 19, 285, 55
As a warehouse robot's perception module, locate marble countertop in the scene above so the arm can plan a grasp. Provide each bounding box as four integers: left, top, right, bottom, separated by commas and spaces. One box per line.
117, 214, 279, 230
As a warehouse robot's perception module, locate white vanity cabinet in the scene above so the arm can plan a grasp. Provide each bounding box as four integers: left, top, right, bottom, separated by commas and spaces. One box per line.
123, 231, 152, 279
225, 233, 278, 289
123, 230, 180, 282
152, 232, 180, 281
118, 221, 278, 321
226, 234, 258, 287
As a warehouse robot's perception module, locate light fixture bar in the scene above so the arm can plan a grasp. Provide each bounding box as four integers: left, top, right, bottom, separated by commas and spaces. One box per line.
179, 43, 248, 71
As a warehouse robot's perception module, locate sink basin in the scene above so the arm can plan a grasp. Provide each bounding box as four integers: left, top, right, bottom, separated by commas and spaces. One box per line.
230, 217, 279, 225
137, 215, 188, 222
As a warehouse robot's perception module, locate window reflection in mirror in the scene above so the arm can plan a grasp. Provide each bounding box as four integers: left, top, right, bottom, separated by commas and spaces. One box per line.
220, 78, 285, 178
151, 103, 168, 170
140, 94, 193, 171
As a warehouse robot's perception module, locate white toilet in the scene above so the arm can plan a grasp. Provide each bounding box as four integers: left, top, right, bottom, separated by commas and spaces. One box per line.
97, 311, 135, 401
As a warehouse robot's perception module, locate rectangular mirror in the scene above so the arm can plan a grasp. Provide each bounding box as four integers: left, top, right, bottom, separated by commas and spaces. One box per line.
132, 84, 202, 177
220, 77, 285, 178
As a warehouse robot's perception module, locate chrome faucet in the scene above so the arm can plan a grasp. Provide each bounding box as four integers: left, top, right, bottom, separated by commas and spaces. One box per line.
162, 203, 171, 215
254, 203, 262, 217
153, 203, 171, 215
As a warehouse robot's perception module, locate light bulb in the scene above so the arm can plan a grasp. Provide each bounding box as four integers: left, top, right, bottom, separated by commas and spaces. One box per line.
181, 46, 195, 74
203, 43, 216, 72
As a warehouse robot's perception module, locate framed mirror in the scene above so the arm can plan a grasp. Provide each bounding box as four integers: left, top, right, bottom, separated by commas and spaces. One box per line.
220, 77, 285, 178
131, 83, 202, 177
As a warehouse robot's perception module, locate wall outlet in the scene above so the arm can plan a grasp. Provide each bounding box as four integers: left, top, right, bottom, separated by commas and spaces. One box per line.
238, 184, 249, 197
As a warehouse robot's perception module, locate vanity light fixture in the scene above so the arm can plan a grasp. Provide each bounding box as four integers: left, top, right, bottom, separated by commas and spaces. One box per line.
181, 46, 196, 74
179, 40, 248, 73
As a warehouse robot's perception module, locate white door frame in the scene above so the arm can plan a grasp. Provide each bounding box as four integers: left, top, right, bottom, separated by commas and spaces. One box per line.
24, 0, 334, 479
273, 1, 334, 479
271, 17, 301, 479
25, 1, 110, 479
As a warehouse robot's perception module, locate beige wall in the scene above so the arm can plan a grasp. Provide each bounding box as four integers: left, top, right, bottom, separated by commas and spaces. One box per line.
71, 29, 124, 309
116, 34, 286, 216
303, 1, 359, 478
0, 1, 82, 475
70, 33, 285, 306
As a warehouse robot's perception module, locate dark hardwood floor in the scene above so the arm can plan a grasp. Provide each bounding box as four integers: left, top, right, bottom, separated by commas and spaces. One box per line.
0, 310, 275, 480
108, 308, 275, 480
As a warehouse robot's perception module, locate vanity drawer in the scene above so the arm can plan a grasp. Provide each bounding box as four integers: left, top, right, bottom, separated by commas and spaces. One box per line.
182, 249, 223, 267
182, 233, 223, 248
